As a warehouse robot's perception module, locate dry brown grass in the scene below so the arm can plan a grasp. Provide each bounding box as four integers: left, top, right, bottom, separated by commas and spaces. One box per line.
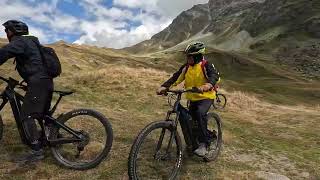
223, 90, 320, 124
0, 41, 319, 179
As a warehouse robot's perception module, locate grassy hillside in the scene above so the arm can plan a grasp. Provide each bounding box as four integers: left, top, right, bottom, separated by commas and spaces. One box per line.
0, 41, 319, 179
151, 47, 320, 105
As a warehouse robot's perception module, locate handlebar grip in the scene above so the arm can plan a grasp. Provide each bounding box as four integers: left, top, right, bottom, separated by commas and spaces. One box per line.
0, 76, 9, 83
18, 85, 27, 91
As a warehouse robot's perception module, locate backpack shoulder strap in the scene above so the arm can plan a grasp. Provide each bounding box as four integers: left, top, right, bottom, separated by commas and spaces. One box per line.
30, 39, 48, 71
200, 59, 209, 80
185, 64, 190, 72
30, 39, 44, 58
182, 64, 189, 77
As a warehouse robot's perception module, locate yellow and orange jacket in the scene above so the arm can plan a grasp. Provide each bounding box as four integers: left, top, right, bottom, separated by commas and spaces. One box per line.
161, 59, 220, 101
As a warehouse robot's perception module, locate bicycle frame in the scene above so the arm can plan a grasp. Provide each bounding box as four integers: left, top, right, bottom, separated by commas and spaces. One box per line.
0, 78, 28, 143
0, 77, 83, 146
155, 90, 198, 158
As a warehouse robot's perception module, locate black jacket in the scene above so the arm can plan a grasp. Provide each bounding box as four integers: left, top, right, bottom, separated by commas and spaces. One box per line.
161, 60, 220, 88
0, 36, 49, 82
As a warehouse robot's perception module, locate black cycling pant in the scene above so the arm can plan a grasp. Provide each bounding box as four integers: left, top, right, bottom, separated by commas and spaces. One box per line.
21, 78, 53, 150
189, 99, 213, 146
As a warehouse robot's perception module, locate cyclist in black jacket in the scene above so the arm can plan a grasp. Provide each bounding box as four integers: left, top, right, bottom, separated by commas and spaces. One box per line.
0, 20, 53, 163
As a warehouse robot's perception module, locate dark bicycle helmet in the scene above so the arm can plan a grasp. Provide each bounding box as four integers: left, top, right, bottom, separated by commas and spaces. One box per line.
184, 42, 206, 55
3, 20, 29, 35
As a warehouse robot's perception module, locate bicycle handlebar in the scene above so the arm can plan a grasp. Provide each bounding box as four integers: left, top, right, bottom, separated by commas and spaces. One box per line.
0, 76, 27, 91
167, 87, 202, 94
0, 76, 9, 83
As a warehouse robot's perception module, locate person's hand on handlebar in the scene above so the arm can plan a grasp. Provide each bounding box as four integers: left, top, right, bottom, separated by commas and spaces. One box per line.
197, 83, 213, 93
186, 87, 203, 93
18, 81, 27, 91
156, 86, 168, 95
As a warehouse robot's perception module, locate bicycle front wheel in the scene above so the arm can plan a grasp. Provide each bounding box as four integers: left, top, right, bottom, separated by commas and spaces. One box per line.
128, 121, 183, 180
50, 109, 113, 170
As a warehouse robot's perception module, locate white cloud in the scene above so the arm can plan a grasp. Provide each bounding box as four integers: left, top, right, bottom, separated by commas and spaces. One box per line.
28, 26, 49, 43
75, 0, 208, 48
74, 9, 172, 48
113, 0, 209, 18
156, 0, 209, 18
0, 0, 81, 42
113, 0, 157, 9
0, 0, 209, 48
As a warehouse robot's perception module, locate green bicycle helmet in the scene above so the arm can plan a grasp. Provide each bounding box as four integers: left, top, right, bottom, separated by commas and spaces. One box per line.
184, 42, 206, 55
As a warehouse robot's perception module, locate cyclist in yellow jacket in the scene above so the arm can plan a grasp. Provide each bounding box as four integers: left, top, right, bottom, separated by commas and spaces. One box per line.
157, 42, 220, 157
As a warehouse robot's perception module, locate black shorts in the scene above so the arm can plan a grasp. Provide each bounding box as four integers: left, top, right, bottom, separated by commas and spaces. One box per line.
21, 78, 53, 119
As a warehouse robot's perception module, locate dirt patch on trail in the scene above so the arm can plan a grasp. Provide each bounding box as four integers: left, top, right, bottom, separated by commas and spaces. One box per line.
224, 147, 311, 179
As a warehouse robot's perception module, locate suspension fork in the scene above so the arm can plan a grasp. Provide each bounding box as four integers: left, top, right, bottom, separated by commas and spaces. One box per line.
165, 112, 180, 153
7, 92, 29, 144
154, 128, 166, 159
154, 128, 177, 160
165, 128, 176, 155
154, 112, 179, 159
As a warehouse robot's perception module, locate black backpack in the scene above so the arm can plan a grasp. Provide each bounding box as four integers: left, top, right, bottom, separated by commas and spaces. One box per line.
32, 40, 62, 78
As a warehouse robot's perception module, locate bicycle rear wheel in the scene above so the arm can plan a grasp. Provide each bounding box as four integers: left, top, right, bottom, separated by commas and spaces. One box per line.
213, 93, 227, 109
50, 109, 113, 170
203, 112, 222, 162
128, 121, 183, 180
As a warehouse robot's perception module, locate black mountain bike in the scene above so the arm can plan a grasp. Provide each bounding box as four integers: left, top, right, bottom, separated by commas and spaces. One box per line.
0, 76, 113, 170
128, 89, 222, 180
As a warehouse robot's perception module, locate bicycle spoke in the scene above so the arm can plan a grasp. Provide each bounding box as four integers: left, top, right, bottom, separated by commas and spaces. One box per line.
135, 127, 179, 179
52, 114, 108, 165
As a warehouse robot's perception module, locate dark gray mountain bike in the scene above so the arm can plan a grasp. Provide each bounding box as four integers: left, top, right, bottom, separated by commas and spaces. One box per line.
0, 76, 113, 170
128, 89, 222, 180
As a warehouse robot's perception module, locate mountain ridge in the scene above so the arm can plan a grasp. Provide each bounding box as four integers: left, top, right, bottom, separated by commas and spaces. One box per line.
124, 0, 320, 79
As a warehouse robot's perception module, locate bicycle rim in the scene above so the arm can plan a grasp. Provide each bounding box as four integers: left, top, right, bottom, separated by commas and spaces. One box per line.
51, 109, 112, 169
129, 121, 182, 180
204, 113, 222, 162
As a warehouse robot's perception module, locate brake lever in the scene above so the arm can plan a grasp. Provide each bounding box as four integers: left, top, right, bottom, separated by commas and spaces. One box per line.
19, 80, 26, 86
18, 85, 28, 91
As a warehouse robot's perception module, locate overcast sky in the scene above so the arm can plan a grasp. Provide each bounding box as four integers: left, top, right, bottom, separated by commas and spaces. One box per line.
0, 0, 208, 48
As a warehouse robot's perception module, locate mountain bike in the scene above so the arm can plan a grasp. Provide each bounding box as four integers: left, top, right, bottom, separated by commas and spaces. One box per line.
212, 85, 227, 110
0, 76, 113, 170
128, 89, 222, 179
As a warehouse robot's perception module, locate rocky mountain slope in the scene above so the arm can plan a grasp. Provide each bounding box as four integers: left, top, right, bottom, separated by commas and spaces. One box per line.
126, 0, 320, 79
124, 3, 211, 53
